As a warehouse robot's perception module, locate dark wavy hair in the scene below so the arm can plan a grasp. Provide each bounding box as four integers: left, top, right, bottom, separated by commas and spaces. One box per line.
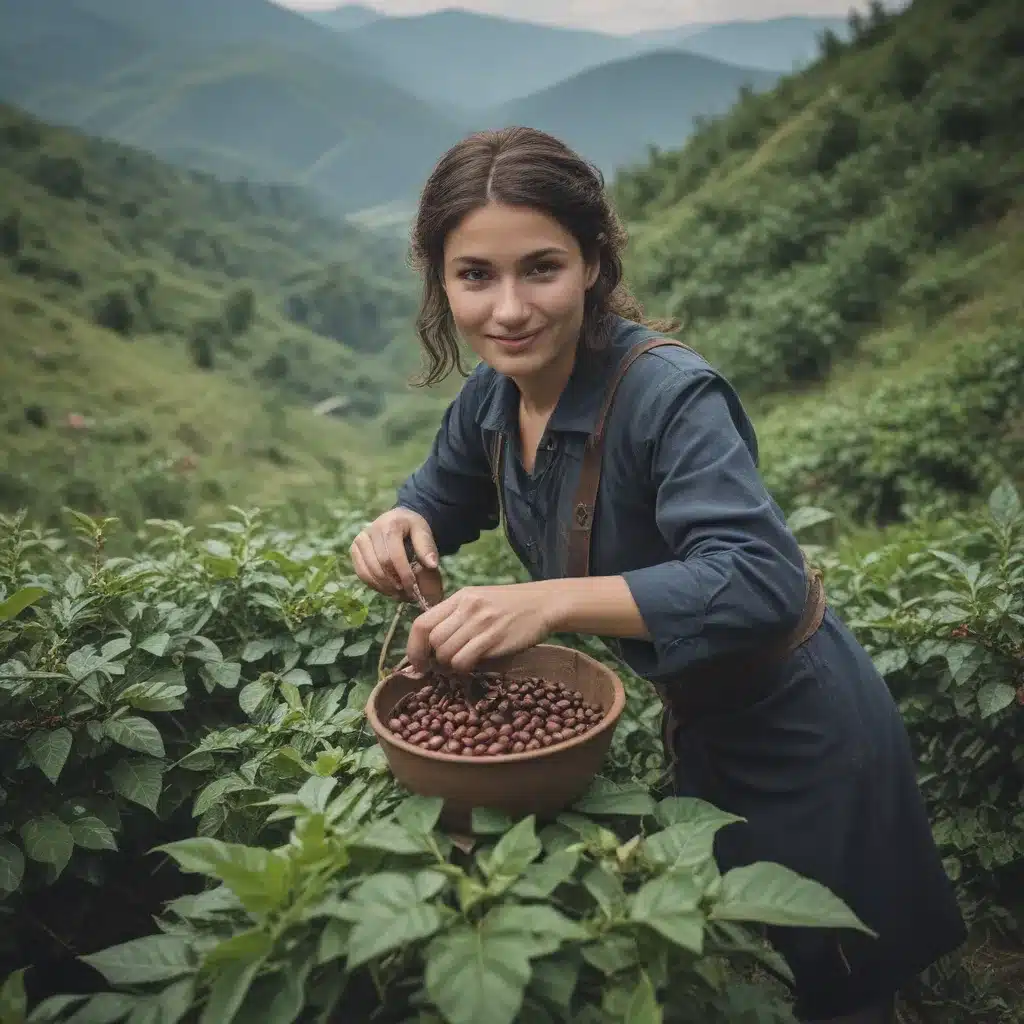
408, 126, 678, 386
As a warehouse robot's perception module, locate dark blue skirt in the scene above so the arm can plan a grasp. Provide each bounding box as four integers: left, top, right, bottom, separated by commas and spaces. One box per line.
668, 607, 968, 1020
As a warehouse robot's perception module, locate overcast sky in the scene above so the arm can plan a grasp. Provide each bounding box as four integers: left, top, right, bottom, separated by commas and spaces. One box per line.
281, 1, 874, 35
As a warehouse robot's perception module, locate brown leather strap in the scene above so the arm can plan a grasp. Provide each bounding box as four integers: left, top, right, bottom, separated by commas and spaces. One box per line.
567, 339, 699, 577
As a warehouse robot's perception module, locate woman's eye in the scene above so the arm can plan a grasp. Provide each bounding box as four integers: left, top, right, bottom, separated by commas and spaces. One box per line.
530, 262, 559, 277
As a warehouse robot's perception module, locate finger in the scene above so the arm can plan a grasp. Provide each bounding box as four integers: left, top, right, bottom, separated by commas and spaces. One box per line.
426, 605, 467, 657
353, 535, 403, 598
434, 622, 494, 673
449, 631, 498, 674
408, 519, 439, 570
407, 599, 456, 667
383, 526, 418, 598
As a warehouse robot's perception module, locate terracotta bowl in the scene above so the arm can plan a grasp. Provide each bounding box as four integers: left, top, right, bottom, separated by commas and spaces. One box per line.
365, 644, 626, 832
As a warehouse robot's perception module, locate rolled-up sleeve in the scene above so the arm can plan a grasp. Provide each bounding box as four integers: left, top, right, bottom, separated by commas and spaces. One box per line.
619, 368, 807, 678
394, 372, 499, 557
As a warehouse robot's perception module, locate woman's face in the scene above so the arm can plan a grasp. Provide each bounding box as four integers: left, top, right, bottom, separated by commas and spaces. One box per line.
441, 201, 599, 386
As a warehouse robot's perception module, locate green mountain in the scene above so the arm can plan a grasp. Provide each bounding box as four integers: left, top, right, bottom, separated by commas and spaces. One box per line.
643, 16, 852, 72
0, 0, 462, 214
481, 50, 779, 177
614, 0, 1024, 524
0, 100, 432, 530
337, 9, 650, 111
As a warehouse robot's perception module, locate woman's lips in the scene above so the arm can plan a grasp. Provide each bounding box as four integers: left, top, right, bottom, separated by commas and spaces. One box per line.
488, 328, 542, 351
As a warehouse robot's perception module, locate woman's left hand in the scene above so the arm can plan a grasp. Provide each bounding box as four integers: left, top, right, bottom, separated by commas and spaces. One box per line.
406, 583, 555, 673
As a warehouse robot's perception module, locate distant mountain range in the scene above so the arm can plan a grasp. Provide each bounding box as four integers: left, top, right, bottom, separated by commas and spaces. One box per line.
0, 0, 848, 216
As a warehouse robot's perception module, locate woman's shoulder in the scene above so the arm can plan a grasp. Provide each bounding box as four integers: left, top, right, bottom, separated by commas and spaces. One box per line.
610, 319, 724, 396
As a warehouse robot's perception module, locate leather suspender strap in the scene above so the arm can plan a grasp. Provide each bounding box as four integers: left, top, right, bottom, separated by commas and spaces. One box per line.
561, 337, 827, 726
567, 339, 700, 578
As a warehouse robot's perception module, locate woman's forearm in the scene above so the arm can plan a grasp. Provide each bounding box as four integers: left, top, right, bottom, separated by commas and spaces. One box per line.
533, 576, 651, 640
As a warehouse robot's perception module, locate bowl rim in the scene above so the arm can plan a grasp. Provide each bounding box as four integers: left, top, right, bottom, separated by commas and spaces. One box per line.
364, 643, 627, 766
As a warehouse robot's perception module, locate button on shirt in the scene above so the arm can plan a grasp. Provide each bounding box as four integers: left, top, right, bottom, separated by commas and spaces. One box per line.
395, 316, 808, 687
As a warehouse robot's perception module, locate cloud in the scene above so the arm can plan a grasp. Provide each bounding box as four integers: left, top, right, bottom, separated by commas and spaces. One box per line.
282, 0, 872, 34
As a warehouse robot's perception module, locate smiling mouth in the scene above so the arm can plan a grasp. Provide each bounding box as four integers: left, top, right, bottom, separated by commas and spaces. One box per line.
489, 329, 541, 343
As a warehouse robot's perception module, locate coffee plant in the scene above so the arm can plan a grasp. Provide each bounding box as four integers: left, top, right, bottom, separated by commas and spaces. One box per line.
0, 480, 1021, 1021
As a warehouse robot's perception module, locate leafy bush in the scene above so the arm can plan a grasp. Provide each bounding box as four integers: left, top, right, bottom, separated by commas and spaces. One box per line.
820, 481, 1024, 921
760, 324, 1024, 524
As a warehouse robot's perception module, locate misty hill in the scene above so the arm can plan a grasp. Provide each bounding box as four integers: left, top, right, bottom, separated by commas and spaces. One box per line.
304, 3, 383, 32
337, 8, 649, 110
614, 0, 1024, 523
482, 50, 779, 177
0, 100, 425, 528
0, 0, 462, 213
643, 16, 852, 72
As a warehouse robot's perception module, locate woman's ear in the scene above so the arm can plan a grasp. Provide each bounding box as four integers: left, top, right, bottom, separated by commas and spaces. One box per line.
585, 259, 600, 290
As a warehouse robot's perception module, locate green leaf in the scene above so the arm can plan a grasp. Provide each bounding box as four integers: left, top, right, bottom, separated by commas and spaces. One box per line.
580, 933, 638, 975
471, 807, 515, 835
710, 862, 876, 935
105, 716, 165, 758
573, 778, 656, 817
344, 638, 372, 658
510, 849, 580, 899
629, 871, 705, 955
150, 978, 194, 1024
0, 841, 25, 894
0, 968, 28, 1023
346, 896, 442, 969
81, 935, 194, 986
479, 815, 542, 882
26, 995, 89, 1023
109, 758, 164, 813
396, 795, 444, 836
0, 586, 47, 622
201, 662, 241, 690
71, 816, 118, 852
977, 682, 1016, 718
486, 904, 586, 953
306, 637, 344, 666
138, 632, 171, 657
157, 838, 291, 917
645, 799, 743, 869
351, 820, 426, 855
200, 946, 268, 1024
242, 639, 275, 663
425, 922, 534, 1024
989, 479, 1022, 527
26, 728, 73, 784
281, 668, 312, 688
529, 959, 578, 1009
120, 677, 187, 712
238, 679, 274, 716
193, 775, 252, 818
20, 815, 74, 876
624, 971, 662, 1024
64, 993, 137, 1024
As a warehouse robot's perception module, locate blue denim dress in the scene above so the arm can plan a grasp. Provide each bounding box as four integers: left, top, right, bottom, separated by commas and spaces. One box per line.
396, 316, 967, 1019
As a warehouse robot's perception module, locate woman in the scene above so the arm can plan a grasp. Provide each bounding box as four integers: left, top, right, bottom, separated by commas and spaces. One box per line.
350, 127, 966, 1023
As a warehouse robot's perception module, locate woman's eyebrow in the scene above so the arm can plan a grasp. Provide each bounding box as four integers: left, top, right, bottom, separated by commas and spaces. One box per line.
450, 247, 569, 265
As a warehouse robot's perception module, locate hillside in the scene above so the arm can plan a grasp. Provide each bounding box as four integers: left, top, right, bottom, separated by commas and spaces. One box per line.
0, 0, 462, 214
614, 0, 1024, 525
484, 50, 779, 178
647, 15, 852, 72
0, 101, 430, 531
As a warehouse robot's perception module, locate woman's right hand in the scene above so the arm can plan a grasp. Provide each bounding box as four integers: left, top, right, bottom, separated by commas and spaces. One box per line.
350, 507, 444, 606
